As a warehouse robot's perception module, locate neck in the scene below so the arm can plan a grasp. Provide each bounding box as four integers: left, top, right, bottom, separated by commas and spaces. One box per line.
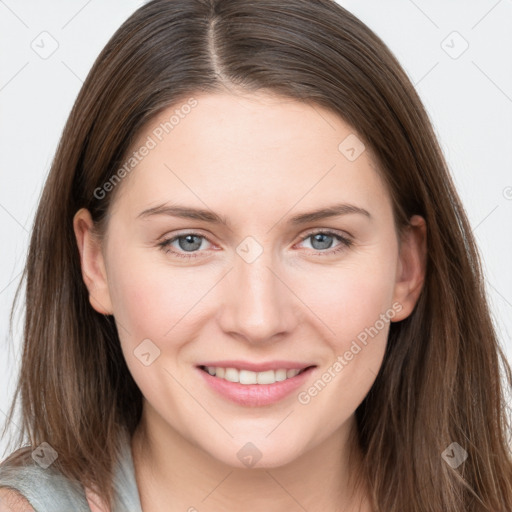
131, 402, 371, 512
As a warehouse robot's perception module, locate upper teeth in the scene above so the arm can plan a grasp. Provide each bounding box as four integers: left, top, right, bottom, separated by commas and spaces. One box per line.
204, 366, 303, 385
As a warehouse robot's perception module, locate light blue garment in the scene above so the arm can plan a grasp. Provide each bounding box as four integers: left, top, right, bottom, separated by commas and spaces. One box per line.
0, 430, 143, 512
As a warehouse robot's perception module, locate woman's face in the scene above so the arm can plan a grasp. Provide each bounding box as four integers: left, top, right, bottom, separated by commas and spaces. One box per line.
75, 91, 425, 468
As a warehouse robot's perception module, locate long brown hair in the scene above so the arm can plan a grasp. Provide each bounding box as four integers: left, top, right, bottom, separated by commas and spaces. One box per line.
2, 0, 511, 510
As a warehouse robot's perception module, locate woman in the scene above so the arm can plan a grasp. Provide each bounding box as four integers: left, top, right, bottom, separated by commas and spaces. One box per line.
1, 0, 511, 511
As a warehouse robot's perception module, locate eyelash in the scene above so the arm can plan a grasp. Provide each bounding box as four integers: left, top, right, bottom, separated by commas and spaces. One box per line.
157, 229, 353, 260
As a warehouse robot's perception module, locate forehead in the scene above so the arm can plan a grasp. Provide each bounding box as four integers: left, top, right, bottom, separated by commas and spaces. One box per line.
113, 91, 390, 222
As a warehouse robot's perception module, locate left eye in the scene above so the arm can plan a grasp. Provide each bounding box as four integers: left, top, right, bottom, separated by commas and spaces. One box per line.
299, 231, 346, 251
158, 233, 210, 258
157, 230, 352, 259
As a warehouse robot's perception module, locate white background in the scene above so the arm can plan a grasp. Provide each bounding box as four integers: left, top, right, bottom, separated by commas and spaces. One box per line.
1, 0, 511, 457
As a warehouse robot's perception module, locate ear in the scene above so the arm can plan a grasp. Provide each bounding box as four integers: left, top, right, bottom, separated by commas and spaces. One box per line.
73, 208, 113, 315
391, 214, 427, 322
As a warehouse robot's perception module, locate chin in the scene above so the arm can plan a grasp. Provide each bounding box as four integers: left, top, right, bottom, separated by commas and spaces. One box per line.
206, 438, 306, 470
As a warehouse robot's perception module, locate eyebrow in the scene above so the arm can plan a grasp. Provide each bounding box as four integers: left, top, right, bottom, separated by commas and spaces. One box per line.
137, 202, 371, 226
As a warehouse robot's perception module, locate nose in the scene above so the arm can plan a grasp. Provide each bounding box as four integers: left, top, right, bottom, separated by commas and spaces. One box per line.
216, 247, 298, 345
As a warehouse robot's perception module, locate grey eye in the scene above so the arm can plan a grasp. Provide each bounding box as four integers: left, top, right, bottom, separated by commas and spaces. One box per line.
308, 233, 335, 250
177, 234, 204, 252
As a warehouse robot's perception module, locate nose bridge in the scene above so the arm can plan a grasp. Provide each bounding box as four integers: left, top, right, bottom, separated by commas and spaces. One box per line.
218, 238, 295, 343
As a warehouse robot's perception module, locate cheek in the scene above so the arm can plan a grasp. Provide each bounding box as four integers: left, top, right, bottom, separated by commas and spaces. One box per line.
105, 249, 199, 408
292, 246, 398, 345
294, 280, 393, 435
337, 269, 396, 346
291, 246, 397, 412
105, 245, 207, 340
293, 251, 397, 427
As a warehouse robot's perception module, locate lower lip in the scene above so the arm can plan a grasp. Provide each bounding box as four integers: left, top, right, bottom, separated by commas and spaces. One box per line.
196, 366, 316, 407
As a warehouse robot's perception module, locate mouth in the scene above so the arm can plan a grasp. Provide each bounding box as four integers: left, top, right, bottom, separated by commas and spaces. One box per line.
196, 362, 317, 407
198, 365, 314, 385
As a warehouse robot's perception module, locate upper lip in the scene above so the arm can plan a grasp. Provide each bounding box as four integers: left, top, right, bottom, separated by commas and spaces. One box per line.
197, 360, 316, 372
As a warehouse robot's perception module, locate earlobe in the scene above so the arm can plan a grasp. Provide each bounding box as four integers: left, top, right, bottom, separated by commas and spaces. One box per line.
73, 208, 113, 315
391, 215, 427, 322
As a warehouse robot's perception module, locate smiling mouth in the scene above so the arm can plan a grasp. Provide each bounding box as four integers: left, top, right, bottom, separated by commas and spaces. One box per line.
198, 365, 314, 385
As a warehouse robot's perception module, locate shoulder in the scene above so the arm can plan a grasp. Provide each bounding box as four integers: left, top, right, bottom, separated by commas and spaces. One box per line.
0, 447, 91, 512
0, 487, 35, 511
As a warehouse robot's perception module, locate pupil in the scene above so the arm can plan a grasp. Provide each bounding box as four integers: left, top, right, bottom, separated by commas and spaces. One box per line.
179, 235, 202, 251
311, 233, 332, 250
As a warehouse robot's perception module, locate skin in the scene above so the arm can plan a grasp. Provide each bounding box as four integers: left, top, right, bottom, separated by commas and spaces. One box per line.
74, 91, 426, 512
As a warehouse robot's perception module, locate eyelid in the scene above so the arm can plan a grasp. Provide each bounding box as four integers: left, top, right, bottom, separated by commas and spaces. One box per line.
157, 227, 353, 259
158, 227, 352, 244
293, 228, 353, 254
297, 227, 353, 243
